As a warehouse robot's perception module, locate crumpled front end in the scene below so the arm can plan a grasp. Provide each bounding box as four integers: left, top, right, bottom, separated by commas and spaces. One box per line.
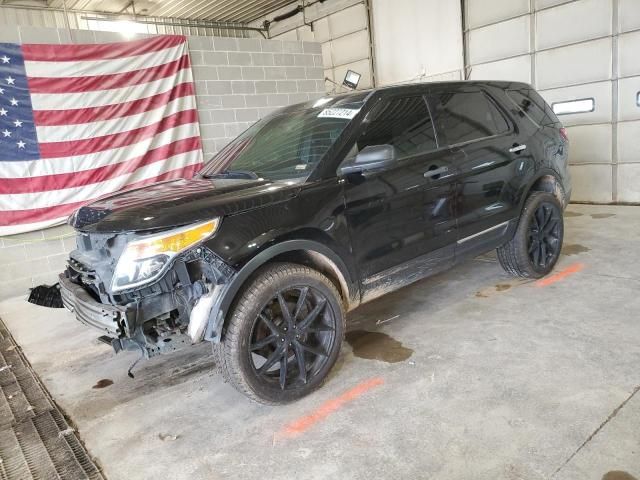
60, 229, 235, 358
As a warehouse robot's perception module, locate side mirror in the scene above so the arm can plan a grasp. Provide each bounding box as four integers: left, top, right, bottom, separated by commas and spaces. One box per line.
339, 144, 397, 176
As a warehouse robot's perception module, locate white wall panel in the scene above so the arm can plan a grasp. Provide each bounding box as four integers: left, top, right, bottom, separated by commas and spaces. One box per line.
321, 42, 332, 68
617, 121, 640, 163
372, 0, 463, 85
535, 37, 612, 89
617, 164, 640, 202
535, 0, 574, 9
539, 81, 612, 126
465, 0, 640, 202
619, 0, 640, 33
617, 77, 640, 121
261, 0, 370, 93
468, 15, 530, 65
569, 164, 613, 202
331, 58, 372, 89
469, 55, 532, 83
466, 0, 529, 29
329, 3, 368, 37
565, 124, 612, 164
330, 29, 369, 66
535, 0, 612, 50
313, 17, 331, 43
618, 31, 640, 78
423, 70, 464, 82
275, 30, 298, 41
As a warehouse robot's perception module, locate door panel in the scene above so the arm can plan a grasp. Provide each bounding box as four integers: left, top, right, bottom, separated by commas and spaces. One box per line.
428, 88, 529, 252
454, 136, 525, 245
343, 150, 458, 280
340, 94, 458, 291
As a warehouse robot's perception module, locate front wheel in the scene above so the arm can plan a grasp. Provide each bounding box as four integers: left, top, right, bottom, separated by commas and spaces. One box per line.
497, 191, 564, 278
213, 263, 345, 404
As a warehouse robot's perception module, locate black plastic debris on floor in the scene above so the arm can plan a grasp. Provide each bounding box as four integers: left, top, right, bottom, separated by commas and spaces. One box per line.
27, 284, 64, 309
0, 318, 104, 480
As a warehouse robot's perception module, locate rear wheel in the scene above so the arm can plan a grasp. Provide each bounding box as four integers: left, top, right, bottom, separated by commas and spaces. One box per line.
213, 263, 345, 404
497, 192, 564, 278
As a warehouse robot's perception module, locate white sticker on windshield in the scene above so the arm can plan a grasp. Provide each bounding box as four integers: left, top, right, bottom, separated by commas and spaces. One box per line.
318, 108, 360, 119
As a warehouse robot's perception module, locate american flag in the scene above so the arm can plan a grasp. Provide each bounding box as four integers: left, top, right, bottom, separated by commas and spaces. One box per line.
0, 35, 203, 235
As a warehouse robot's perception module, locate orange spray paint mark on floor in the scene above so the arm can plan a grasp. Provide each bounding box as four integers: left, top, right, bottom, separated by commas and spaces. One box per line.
279, 377, 384, 438
536, 262, 585, 287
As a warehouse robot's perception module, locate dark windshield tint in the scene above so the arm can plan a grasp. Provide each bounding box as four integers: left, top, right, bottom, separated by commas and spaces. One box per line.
430, 91, 508, 146
200, 100, 364, 181
357, 96, 437, 158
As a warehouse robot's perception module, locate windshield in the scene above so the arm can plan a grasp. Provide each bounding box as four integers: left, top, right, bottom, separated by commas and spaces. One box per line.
199, 99, 365, 181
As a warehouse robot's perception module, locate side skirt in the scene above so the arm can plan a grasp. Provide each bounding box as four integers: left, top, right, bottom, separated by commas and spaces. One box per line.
359, 219, 518, 305
455, 219, 517, 261
360, 245, 455, 304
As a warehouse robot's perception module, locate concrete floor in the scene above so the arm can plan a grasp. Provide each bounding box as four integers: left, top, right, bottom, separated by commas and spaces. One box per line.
1, 203, 639, 480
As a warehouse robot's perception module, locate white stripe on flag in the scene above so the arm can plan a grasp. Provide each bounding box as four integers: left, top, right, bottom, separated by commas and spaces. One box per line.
30, 68, 193, 111
0, 150, 203, 211
2, 123, 200, 178
0, 217, 75, 237
35, 94, 197, 143
23, 42, 186, 79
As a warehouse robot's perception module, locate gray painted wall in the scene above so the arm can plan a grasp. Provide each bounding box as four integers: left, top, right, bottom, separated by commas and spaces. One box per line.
0, 25, 325, 300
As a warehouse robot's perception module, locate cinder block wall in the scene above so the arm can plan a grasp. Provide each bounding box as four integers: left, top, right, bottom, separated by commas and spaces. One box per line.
0, 27, 325, 301
188, 35, 325, 159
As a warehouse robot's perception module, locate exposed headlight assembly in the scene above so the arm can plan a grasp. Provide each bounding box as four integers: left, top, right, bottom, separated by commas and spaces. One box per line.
111, 219, 219, 292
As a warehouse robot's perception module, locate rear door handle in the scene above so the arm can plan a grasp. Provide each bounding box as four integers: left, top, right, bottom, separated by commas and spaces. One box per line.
424, 166, 449, 178
509, 144, 527, 153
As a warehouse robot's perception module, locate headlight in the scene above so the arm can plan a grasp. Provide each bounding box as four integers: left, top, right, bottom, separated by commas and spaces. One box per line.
111, 219, 219, 292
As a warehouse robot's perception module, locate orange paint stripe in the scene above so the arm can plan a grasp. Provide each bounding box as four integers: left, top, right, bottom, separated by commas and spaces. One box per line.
536, 262, 585, 287
280, 377, 384, 438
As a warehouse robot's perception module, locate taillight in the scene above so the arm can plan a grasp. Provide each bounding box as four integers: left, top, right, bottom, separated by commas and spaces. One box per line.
559, 127, 569, 142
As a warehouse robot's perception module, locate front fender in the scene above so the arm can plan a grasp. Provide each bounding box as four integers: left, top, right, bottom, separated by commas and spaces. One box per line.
202, 239, 359, 343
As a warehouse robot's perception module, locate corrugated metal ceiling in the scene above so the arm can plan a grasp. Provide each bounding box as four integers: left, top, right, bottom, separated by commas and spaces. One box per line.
19, 0, 299, 23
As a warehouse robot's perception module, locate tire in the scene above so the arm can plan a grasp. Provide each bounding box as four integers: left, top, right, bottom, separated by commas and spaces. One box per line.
497, 191, 564, 279
213, 262, 345, 405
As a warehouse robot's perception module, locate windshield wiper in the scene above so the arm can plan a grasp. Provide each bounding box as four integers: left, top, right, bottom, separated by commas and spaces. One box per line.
203, 169, 259, 180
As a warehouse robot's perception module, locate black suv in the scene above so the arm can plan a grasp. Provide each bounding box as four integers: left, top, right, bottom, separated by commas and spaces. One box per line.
60, 81, 570, 404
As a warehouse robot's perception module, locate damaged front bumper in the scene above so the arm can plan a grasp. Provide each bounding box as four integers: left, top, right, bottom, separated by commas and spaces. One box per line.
60, 246, 236, 359
59, 273, 129, 337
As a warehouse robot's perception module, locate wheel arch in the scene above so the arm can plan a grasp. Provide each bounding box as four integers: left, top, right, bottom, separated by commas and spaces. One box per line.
521, 169, 567, 210
204, 239, 360, 342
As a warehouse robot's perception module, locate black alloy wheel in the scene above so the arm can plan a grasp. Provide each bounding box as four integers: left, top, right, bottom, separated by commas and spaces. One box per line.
248, 286, 337, 391
213, 263, 345, 404
527, 202, 562, 270
497, 191, 564, 278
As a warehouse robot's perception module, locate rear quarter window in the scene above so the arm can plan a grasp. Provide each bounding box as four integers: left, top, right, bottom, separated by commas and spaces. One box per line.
506, 88, 559, 126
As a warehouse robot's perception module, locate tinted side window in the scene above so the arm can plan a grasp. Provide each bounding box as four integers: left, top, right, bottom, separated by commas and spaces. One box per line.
430, 91, 509, 146
506, 88, 558, 126
357, 96, 437, 158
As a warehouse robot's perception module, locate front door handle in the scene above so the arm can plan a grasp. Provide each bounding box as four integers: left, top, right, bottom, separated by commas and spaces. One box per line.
424, 166, 449, 179
509, 144, 527, 153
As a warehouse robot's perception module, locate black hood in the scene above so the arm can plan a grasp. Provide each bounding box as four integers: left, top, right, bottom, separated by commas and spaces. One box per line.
71, 177, 299, 233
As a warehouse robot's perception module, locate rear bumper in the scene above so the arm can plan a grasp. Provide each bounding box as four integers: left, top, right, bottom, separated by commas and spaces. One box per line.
59, 273, 128, 337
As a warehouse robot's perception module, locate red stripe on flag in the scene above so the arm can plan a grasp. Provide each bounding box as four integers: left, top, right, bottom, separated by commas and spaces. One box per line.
22, 35, 186, 62
28, 55, 190, 94
39, 109, 199, 158
33, 82, 195, 126
0, 137, 201, 194
0, 163, 202, 226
